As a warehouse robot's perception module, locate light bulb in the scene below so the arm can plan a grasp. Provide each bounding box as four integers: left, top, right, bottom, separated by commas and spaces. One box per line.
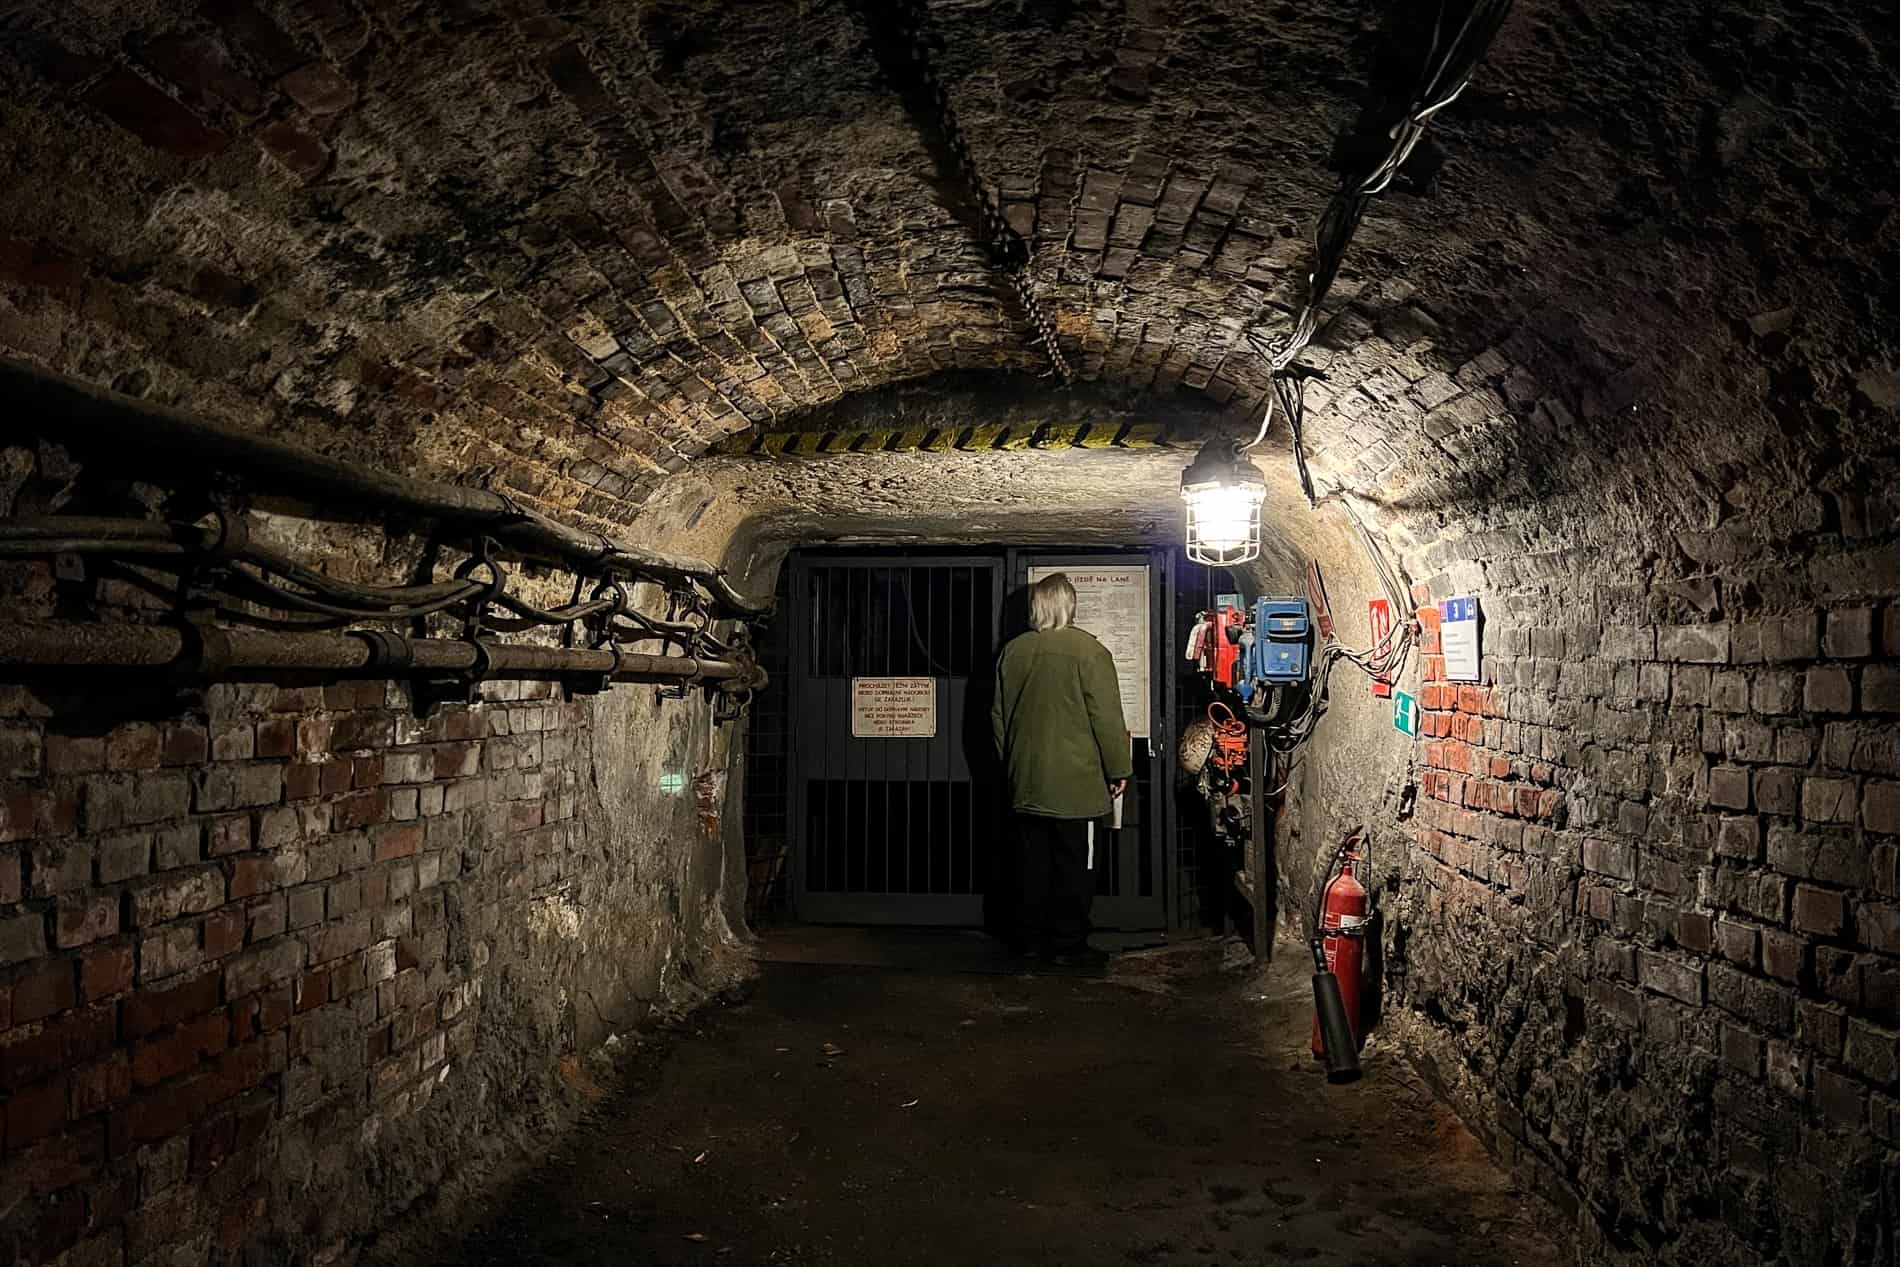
1189, 484, 1259, 551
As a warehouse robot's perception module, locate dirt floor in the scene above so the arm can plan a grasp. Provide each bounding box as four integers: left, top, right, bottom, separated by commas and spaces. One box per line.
406, 932, 1571, 1267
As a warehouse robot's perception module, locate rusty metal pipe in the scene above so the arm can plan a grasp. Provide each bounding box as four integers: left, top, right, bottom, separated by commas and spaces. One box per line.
0, 621, 763, 689
3, 359, 768, 617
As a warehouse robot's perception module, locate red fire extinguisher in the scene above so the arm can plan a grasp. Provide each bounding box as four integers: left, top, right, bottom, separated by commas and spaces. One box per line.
1310, 843, 1370, 1061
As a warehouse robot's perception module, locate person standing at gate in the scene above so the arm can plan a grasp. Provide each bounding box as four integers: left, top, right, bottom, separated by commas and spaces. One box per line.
990, 572, 1132, 969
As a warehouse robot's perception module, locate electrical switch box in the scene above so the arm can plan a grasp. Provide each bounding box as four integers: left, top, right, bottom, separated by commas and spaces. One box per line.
1252, 596, 1311, 684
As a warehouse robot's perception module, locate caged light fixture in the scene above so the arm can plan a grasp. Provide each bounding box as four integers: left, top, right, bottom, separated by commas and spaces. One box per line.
1180, 438, 1268, 566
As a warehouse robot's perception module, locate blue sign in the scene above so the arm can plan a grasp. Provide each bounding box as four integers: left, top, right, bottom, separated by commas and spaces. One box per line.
1438, 594, 1482, 682
1393, 689, 1420, 737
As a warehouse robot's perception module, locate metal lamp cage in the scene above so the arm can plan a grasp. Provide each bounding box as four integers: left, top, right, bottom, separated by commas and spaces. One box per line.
1180, 440, 1267, 567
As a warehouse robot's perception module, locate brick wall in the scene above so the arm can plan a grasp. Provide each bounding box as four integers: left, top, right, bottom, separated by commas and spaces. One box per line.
0, 438, 752, 1264
0, 670, 745, 1264
1292, 440, 1900, 1261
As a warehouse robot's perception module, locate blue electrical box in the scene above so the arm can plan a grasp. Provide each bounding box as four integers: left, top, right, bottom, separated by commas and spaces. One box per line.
1252, 596, 1311, 684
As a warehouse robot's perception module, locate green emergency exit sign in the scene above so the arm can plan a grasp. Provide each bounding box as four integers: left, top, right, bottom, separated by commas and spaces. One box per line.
1393, 690, 1420, 737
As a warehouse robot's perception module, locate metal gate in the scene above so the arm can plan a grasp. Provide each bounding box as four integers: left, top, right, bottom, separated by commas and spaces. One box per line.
784, 549, 1175, 931
788, 556, 1004, 924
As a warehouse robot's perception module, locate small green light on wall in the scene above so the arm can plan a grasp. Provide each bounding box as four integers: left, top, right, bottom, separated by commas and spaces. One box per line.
658, 772, 687, 794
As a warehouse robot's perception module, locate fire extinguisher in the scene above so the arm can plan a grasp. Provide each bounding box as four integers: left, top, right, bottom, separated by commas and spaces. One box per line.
1309, 831, 1369, 1082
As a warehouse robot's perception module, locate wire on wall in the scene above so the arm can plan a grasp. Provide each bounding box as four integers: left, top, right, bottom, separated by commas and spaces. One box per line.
1244, 0, 1516, 500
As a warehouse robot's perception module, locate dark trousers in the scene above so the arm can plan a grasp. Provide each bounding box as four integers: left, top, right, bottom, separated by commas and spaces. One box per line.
1014, 813, 1093, 953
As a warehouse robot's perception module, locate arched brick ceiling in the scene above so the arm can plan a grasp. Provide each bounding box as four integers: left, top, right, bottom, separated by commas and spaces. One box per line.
1, 1, 1896, 538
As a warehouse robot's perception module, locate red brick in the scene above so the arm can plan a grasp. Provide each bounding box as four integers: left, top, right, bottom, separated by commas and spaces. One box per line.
352, 755, 385, 788
142, 32, 269, 114
228, 856, 272, 900
131, 1011, 228, 1088
2, 1025, 63, 1091
1793, 885, 1846, 937
45, 735, 106, 774
70, 1053, 132, 1116
1, 788, 69, 842
123, 971, 220, 1039
1816, 1066, 1866, 1126
332, 790, 384, 830
1677, 912, 1714, 954
0, 847, 17, 904
15, 958, 76, 1024
105, 722, 162, 771
256, 718, 296, 759
60, 1007, 115, 1070
279, 61, 356, 115
319, 760, 354, 796
80, 942, 135, 1001
1458, 685, 1488, 714
332, 713, 395, 753
4, 1075, 69, 1148
257, 986, 293, 1034
122, 1077, 200, 1146
285, 762, 322, 801
1762, 931, 1805, 983
161, 723, 210, 766
208, 813, 253, 857
56, 892, 119, 949
434, 743, 480, 780
294, 969, 331, 1014
201, 1038, 272, 1108
268, 686, 325, 714
204, 908, 245, 959
86, 67, 229, 158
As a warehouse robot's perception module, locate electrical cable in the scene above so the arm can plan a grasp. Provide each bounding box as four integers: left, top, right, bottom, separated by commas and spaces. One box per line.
1243, 0, 1514, 479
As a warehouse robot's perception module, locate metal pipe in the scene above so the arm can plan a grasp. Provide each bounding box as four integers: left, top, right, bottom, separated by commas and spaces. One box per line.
0, 621, 764, 690
3, 359, 768, 617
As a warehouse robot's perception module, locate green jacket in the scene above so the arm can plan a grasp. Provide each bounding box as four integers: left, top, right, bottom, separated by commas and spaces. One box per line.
990, 626, 1133, 820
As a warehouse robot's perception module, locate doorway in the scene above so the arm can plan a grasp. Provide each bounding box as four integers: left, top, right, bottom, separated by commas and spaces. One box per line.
775, 547, 1179, 932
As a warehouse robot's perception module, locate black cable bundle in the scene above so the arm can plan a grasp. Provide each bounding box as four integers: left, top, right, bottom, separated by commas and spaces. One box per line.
1246, 0, 1516, 494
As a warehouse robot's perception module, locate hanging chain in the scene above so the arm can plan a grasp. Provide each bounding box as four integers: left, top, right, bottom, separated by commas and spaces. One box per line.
866, 1, 1074, 385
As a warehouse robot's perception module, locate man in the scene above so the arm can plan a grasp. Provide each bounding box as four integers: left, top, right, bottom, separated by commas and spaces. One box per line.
990, 572, 1132, 968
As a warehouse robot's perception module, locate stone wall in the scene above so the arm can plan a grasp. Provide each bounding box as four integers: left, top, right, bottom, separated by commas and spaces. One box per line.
0, 446, 753, 1265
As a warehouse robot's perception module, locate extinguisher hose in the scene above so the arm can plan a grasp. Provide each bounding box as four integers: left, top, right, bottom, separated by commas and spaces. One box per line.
1309, 829, 1365, 1085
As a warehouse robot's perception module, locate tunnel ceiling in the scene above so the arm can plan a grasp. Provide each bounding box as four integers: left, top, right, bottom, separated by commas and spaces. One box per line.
1, 0, 1896, 536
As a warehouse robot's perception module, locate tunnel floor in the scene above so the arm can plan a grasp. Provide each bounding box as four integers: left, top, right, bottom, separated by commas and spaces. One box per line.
399, 936, 1570, 1267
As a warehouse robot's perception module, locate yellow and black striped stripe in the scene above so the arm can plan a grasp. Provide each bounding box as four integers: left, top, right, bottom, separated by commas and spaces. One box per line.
709, 420, 1195, 457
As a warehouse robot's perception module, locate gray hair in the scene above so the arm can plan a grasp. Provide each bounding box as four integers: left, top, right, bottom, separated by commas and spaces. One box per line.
1029, 573, 1077, 631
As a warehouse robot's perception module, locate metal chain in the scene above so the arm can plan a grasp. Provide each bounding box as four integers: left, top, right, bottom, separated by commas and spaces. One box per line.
878, 3, 1074, 385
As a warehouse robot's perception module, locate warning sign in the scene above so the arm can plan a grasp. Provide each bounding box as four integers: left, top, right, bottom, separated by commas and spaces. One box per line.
851, 677, 938, 738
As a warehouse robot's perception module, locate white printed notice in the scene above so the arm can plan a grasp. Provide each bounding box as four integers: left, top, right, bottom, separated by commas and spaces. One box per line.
1028, 565, 1151, 738
1440, 595, 1482, 682
851, 677, 938, 738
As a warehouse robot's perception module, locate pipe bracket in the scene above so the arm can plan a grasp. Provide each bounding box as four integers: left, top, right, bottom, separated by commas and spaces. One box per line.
352, 628, 414, 670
